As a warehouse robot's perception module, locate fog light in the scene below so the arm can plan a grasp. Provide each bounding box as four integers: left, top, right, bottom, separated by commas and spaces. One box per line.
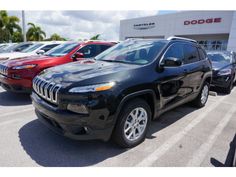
67, 103, 88, 114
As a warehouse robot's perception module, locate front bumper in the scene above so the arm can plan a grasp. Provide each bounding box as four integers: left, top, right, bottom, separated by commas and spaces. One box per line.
0, 74, 32, 93
211, 74, 232, 88
31, 92, 115, 141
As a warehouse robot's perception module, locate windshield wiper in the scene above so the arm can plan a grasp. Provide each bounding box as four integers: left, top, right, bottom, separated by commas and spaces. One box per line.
100, 59, 127, 64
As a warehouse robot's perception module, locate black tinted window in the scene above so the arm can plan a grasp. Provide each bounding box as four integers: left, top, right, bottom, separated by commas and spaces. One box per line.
183, 45, 199, 64
100, 45, 112, 53
78, 45, 98, 58
41, 44, 59, 52
198, 48, 206, 60
14, 44, 32, 52
163, 43, 184, 60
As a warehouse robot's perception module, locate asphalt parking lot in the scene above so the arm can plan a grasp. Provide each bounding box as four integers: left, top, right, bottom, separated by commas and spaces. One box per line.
0, 87, 235, 167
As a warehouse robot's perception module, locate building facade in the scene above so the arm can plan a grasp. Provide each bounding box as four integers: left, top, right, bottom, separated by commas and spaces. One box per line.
120, 11, 236, 51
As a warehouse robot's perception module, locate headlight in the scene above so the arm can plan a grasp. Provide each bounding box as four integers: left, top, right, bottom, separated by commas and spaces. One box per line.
217, 69, 232, 76
69, 82, 115, 93
12, 64, 37, 70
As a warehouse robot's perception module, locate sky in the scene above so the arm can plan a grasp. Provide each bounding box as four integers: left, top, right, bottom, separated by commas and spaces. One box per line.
8, 11, 175, 41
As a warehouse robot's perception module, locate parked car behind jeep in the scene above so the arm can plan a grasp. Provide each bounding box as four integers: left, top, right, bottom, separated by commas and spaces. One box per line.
0, 41, 116, 93
31, 37, 212, 148
207, 51, 236, 94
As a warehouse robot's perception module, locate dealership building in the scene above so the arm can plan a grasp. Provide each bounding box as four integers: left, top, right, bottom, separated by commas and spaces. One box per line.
120, 11, 236, 51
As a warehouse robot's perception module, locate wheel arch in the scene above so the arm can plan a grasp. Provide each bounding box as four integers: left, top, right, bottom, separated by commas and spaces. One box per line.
115, 89, 157, 122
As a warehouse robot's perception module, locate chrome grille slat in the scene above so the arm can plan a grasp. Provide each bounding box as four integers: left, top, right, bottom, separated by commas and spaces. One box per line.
32, 76, 61, 104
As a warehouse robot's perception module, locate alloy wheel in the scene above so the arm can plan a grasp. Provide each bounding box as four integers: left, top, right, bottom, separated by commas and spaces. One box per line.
201, 85, 209, 105
124, 107, 148, 141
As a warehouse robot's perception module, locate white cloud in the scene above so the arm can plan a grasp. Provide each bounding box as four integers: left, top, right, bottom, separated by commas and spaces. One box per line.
8, 11, 159, 40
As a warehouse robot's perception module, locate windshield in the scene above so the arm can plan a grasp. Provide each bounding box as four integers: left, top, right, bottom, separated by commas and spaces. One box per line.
21, 43, 44, 53
44, 43, 79, 57
207, 52, 232, 63
95, 39, 167, 65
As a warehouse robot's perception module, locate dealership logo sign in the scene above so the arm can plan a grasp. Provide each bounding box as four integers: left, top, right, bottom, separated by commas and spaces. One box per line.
184, 18, 222, 25
133, 22, 155, 30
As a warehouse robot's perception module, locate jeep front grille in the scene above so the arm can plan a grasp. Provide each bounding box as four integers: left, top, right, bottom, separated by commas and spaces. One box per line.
0, 64, 8, 76
33, 76, 61, 104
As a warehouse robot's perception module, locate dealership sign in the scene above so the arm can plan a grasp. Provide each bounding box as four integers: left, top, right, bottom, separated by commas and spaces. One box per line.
184, 18, 222, 25
133, 22, 155, 30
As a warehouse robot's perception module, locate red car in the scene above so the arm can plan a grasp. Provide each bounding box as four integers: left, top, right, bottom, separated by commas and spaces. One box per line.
0, 41, 116, 93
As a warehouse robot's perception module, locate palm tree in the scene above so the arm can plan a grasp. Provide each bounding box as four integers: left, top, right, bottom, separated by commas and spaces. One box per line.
26, 22, 46, 41
90, 34, 101, 40
0, 10, 22, 42
48, 33, 66, 41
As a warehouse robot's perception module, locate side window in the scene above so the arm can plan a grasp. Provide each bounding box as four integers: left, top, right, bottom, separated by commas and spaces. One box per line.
40, 44, 59, 52
78, 45, 98, 58
99, 45, 112, 53
163, 43, 184, 61
183, 44, 200, 64
198, 48, 207, 60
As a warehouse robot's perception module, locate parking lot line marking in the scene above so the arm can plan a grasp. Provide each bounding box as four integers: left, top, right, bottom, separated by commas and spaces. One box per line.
0, 108, 34, 119
186, 105, 236, 166
0, 119, 22, 126
136, 96, 226, 167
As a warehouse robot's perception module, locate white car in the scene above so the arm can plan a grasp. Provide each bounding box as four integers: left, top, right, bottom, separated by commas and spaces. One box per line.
0, 41, 64, 61
0, 42, 33, 53
0, 43, 17, 52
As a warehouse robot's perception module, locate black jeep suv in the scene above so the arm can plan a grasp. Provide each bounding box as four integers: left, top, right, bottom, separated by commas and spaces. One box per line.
31, 37, 212, 148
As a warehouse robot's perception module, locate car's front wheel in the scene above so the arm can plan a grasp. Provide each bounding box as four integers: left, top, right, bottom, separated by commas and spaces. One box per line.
112, 99, 151, 148
224, 79, 234, 94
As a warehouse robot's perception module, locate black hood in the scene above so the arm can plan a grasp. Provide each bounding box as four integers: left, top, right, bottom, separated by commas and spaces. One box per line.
38, 59, 139, 87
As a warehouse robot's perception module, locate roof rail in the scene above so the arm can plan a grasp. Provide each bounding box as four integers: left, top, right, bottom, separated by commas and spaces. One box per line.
167, 36, 197, 43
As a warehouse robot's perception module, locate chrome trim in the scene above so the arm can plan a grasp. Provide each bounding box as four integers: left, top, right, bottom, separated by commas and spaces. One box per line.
32, 76, 61, 104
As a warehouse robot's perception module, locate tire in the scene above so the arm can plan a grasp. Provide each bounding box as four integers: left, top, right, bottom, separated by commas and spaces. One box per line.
112, 98, 151, 148
192, 82, 210, 108
224, 79, 234, 94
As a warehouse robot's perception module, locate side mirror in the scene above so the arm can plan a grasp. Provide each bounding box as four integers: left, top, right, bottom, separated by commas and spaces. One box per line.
36, 50, 45, 55
72, 52, 84, 61
161, 57, 182, 67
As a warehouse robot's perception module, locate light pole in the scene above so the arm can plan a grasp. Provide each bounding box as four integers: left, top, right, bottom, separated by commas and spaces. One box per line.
22, 10, 26, 42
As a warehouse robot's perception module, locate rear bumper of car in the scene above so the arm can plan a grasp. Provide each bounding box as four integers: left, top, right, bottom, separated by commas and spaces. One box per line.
0, 74, 32, 93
